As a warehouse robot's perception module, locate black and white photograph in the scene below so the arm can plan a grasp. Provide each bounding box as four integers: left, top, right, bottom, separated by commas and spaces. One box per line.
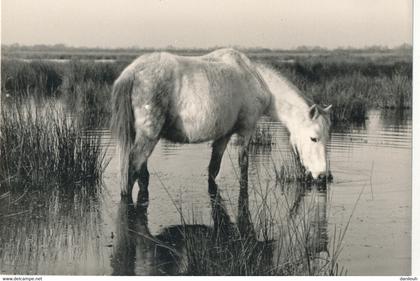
0, 0, 416, 278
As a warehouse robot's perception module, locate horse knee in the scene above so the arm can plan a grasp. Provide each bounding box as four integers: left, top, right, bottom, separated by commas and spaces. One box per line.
129, 137, 156, 168
140, 165, 149, 183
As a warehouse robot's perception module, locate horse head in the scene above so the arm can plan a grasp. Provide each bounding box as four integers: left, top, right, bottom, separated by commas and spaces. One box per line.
290, 104, 332, 182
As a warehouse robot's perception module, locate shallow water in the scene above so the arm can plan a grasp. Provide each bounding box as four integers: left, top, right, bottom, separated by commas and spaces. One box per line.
0, 109, 411, 275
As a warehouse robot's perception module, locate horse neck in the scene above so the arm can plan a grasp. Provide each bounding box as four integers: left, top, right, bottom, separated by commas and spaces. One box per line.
257, 65, 310, 133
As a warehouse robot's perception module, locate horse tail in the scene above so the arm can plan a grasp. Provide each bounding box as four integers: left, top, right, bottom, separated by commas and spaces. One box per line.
111, 70, 135, 190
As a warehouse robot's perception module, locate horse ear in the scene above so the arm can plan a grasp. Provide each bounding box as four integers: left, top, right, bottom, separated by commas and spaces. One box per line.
309, 104, 319, 120
323, 104, 332, 113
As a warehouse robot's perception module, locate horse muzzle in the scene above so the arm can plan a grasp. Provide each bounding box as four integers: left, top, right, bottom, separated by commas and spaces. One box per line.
304, 170, 333, 185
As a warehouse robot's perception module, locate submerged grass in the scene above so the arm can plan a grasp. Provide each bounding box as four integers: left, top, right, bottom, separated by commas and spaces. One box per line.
168, 181, 345, 276
273, 152, 307, 185
0, 98, 108, 194
250, 122, 274, 147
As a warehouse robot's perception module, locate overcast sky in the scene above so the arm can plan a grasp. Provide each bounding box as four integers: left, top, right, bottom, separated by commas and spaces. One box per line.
1, 0, 413, 49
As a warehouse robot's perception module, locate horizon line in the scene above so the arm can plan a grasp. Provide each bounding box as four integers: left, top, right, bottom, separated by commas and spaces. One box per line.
1, 42, 413, 52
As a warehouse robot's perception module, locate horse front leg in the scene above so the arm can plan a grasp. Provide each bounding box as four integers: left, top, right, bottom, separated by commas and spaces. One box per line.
208, 134, 232, 193
237, 133, 251, 190
237, 132, 254, 239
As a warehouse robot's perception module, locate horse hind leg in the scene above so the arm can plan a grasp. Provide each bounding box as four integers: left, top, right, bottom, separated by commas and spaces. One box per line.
136, 162, 150, 208
125, 104, 165, 201
127, 132, 160, 203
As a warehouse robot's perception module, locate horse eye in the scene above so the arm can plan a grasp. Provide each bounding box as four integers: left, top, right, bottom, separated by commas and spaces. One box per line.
310, 137, 318, 143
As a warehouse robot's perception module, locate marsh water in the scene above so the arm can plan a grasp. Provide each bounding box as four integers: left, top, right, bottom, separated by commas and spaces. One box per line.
0, 109, 411, 275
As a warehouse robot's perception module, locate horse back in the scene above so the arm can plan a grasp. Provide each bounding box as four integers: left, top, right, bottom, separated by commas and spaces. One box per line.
124, 49, 272, 143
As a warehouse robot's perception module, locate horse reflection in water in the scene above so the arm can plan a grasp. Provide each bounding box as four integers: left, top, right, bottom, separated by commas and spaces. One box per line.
111, 181, 329, 275
286, 184, 329, 274
111, 182, 270, 275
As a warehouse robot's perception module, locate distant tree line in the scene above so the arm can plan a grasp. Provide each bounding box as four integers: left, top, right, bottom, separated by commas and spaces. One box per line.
1, 43, 413, 54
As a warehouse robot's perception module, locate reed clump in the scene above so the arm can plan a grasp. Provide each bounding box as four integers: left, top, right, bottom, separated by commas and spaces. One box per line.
63, 81, 113, 129
0, 100, 107, 193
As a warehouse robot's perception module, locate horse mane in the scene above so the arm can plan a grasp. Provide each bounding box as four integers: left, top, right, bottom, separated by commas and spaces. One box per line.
256, 63, 314, 103
256, 63, 330, 129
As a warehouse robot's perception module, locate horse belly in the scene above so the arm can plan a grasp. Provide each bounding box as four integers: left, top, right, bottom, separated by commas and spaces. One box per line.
165, 72, 241, 143
164, 99, 239, 143
187, 103, 239, 142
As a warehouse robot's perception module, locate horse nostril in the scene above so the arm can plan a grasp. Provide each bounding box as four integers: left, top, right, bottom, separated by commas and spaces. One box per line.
327, 171, 333, 181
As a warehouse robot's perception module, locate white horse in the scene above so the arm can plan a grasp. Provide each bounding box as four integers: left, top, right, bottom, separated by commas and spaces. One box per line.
111, 48, 331, 203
